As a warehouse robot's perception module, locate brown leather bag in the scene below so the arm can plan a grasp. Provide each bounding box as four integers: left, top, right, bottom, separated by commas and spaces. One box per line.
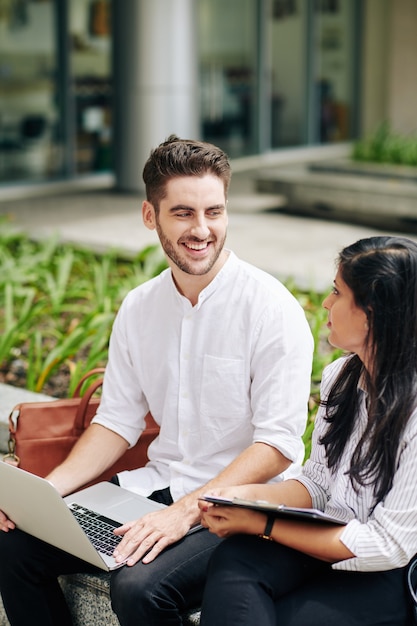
4, 369, 159, 485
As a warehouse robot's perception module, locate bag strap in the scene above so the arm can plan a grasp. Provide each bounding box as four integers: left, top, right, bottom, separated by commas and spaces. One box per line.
3, 424, 20, 467
5, 406, 22, 466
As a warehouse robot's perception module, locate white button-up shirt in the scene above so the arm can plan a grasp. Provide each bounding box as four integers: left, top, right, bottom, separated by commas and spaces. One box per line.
92, 252, 313, 501
299, 356, 417, 571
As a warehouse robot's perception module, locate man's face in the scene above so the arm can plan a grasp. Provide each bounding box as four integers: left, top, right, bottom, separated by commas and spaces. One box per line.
144, 174, 228, 277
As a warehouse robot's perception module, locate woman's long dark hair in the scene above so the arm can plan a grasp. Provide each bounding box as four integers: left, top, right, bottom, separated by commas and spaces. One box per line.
321, 236, 417, 504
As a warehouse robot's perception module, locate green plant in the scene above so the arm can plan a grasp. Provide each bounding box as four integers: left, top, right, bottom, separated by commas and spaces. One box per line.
352, 122, 417, 167
289, 285, 342, 460
0, 283, 42, 367
0, 221, 167, 394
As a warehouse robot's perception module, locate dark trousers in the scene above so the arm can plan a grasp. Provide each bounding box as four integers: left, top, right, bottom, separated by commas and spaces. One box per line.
200, 534, 413, 626
0, 486, 222, 626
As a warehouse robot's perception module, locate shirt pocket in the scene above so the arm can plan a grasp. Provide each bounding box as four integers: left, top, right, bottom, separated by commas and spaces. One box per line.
200, 354, 248, 423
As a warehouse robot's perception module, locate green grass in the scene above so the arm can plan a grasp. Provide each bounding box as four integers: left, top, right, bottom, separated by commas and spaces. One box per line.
0, 220, 341, 457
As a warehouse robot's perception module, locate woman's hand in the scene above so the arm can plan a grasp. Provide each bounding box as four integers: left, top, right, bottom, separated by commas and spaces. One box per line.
198, 485, 274, 538
0, 509, 15, 532
199, 497, 265, 538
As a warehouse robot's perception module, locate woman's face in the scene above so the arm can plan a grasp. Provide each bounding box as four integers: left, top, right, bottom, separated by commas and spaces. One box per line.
322, 268, 369, 362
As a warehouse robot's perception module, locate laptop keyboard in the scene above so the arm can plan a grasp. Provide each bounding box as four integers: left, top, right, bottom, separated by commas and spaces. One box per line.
70, 503, 122, 556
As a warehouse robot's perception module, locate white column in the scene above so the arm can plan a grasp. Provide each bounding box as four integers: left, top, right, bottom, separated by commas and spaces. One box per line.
387, 0, 417, 134
112, 0, 199, 192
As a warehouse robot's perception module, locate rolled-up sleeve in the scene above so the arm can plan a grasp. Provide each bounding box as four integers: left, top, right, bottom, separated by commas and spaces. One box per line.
92, 293, 149, 446
251, 297, 313, 469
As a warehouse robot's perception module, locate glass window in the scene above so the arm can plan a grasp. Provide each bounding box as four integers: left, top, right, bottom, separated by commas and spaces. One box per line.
313, 0, 358, 143
0, 0, 60, 183
69, 0, 112, 174
270, 0, 308, 148
198, 0, 258, 157
199, 0, 360, 155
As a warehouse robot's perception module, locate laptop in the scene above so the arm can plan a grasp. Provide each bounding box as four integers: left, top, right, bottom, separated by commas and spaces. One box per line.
0, 462, 188, 571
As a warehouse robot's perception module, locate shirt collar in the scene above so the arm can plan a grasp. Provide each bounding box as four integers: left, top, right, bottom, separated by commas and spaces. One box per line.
170, 249, 237, 309
196, 250, 236, 305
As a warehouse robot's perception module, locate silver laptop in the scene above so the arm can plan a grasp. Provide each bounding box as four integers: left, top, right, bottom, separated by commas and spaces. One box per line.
0, 462, 171, 571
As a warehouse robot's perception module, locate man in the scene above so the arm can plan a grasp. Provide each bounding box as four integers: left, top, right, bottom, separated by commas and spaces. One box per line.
0, 135, 313, 625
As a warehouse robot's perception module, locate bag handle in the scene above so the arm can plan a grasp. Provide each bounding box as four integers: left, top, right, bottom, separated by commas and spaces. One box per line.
72, 368, 106, 398
73, 371, 105, 434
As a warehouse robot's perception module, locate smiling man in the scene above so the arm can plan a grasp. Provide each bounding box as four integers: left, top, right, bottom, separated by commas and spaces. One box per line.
0, 136, 314, 626
143, 172, 229, 302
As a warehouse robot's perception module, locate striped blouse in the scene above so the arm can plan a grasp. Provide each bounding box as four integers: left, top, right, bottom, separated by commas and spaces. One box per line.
297, 356, 417, 572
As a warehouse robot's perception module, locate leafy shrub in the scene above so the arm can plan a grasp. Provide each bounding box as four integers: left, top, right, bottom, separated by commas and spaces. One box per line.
0, 221, 167, 395
352, 122, 417, 167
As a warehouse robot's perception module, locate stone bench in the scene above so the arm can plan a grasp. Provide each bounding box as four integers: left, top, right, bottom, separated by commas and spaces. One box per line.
0, 571, 201, 625
59, 572, 201, 625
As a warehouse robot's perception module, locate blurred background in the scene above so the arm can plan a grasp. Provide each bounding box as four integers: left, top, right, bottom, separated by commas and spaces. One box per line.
0, 0, 414, 193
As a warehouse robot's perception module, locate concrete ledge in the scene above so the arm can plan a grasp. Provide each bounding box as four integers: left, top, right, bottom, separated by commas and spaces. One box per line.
309, 158, 417, 183
231, 142, 352, 173
0, 383, 54, 453
0, 173, 115, 202
256, 162, 417, 231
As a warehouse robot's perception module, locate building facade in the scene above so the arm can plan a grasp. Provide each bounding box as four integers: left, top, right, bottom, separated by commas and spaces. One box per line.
0, 0, 415, 191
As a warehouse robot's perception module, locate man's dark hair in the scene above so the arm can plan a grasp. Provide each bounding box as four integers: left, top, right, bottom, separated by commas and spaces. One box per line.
142, 135, 231, 209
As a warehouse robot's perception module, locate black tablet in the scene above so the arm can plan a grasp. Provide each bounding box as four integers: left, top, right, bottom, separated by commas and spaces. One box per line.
200, 495, 347, 525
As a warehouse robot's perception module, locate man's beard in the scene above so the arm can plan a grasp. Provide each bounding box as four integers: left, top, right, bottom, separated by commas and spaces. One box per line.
155, 221, 226, 276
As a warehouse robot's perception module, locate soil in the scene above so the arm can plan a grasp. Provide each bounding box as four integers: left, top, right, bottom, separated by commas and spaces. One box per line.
0, 360, 71, 398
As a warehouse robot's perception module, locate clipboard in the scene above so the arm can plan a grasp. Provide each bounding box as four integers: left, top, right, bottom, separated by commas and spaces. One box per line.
200, 495, 347, 526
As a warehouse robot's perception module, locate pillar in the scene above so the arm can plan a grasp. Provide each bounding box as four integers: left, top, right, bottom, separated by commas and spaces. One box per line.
112, 0, 199, 192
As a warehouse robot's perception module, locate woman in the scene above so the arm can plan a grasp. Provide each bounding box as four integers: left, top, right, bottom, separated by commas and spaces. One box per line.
199, 236, 417, 625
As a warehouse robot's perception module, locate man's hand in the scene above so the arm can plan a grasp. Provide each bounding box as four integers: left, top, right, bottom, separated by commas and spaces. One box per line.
110, 443, 293, 567
199, 484, 261, 502
0, 510, 15, 532
113, 504, 191, 566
